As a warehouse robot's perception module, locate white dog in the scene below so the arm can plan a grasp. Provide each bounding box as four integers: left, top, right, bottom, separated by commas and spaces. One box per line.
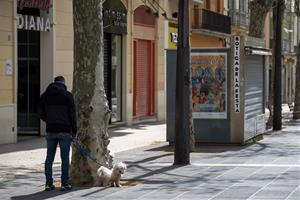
97, 162, 127, 187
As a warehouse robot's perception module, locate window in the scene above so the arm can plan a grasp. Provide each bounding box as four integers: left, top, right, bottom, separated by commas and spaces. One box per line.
206, 0, 210, 9
217, 0, 221, 13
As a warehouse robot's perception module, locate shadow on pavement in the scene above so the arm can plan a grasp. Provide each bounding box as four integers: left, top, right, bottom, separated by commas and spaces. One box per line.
11, 189, 74, 200
0, 137, 45, 155
108, 121, 165, 138
145, 143, 254, 154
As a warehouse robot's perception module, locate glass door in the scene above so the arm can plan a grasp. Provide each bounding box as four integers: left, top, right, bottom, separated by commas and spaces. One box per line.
111, 34, 122, 122
17, 28, 40, 135
103, 33, 122, 123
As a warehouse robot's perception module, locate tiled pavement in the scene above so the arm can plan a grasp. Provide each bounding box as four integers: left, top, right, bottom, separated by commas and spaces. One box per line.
0, 114, 299, 200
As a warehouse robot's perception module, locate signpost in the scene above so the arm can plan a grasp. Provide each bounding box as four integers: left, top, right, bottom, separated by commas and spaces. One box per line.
233, 36, 240, 113
274, 0, 283, 130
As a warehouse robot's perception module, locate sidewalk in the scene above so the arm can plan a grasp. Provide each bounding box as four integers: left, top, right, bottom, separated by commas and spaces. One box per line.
0, 116, 299, 200
0, 121, 166, 168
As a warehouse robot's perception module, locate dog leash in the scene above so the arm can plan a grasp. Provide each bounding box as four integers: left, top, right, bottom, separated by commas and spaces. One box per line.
72, 139, 103, 167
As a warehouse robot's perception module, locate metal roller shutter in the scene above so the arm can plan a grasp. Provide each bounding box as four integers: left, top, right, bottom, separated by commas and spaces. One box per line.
245, 56, 263, 119
244, 55, 265, 139
133, 39, 155, 118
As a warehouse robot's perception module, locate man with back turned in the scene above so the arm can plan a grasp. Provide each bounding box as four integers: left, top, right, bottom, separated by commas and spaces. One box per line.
39, 76, 77, 191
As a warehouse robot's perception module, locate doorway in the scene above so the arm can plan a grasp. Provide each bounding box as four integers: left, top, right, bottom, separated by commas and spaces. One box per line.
133, 39, 155, 118
104, 33, 122, 123
17, 8, 40, 135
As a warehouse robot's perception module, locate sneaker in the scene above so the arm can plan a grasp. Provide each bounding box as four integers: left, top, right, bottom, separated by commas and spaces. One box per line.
45, 184, 55, 191
61, 184, 72, 191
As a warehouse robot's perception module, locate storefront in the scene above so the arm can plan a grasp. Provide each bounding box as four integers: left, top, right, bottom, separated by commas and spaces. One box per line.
103, 0, 127, 123
17, 1, 52, 135
132, 5, 156, 119
167, 36, 270, 144
0, 0, 74, 144
0, 0, 167, 144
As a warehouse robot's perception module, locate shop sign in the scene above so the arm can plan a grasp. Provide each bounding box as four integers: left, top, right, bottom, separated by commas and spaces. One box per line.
17, 0, 51, 11
191, 52, 227, 119
233, 36, 240, 113
168, 21, 178, 49
170, 33, 178, 44
17, 14, 51, 32
103, 0, 127, 34
103, 9, 127, 29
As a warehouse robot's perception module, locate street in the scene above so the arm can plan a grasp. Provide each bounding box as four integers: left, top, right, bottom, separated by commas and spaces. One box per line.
0, 112, 299, 200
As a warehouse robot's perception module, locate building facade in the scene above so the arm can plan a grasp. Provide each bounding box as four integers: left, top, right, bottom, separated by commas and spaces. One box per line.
166, 0, 274, 143
164, 0, 231, 50
0, 0, 167, 144
0, 0, 74, 144
281, 0, 297, 106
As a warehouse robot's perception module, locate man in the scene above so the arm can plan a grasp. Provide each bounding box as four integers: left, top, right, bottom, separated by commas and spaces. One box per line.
40, 76, 77, 191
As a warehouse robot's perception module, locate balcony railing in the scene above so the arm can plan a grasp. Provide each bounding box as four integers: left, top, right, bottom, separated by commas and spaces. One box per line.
228, 9, 250, 29
192, 8, 231, 34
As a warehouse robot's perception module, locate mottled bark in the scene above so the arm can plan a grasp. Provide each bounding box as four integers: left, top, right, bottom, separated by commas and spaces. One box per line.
267, 2, 279, 128
249, 0, 275, 38
70, 0, 112, 186
189, 61, 195, 152
293, 1, 300, 119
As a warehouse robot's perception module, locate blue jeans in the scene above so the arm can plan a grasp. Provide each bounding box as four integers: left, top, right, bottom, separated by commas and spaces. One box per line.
45, 132, 71, 186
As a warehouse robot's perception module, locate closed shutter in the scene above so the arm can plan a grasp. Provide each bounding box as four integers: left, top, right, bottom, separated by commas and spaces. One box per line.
244, 55, 265, 138
245, 56, 264, 119
133, 39, 154, 117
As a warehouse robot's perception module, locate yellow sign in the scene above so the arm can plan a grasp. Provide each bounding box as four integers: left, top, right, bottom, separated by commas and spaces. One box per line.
168, 21, 178, 49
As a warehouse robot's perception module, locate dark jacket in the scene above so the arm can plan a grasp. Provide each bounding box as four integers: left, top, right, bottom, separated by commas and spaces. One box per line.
39, 82, 77, 136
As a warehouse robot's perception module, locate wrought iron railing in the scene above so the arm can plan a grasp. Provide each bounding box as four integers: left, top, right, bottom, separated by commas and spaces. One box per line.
228, 9, 250, 29
192, 8, 231, 34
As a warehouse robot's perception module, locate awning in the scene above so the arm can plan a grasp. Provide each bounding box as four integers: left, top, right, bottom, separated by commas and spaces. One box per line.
245, 47, 272, 56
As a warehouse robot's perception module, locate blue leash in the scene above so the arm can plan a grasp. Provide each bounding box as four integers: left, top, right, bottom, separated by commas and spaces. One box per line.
72, 139, 103, 167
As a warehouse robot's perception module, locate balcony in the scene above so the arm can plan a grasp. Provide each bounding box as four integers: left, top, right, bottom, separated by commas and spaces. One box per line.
192, 8, 231, 35
228, 9, 250, 29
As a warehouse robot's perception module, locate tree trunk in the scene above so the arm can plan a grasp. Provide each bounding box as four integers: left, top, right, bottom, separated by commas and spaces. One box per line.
189, 59, 195, 152
267, 11, 276, 128
70, 0, 112, 187
273, 0, 284, 130
249, 0, 274, 38
293, 40, 300, 119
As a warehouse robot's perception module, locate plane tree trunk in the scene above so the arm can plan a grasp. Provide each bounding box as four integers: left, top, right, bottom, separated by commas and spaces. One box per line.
70, 0, 112, 186
249, 0, 275, 38
249, 0, 275, 127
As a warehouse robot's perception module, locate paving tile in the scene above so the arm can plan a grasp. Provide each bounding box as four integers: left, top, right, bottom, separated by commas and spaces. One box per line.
211, 186, 260, 199
0, 114, 299, 200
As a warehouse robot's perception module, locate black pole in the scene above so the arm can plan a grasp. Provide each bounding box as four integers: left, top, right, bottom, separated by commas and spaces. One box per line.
273, 0, 283, 130
174, 0, 190, 165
